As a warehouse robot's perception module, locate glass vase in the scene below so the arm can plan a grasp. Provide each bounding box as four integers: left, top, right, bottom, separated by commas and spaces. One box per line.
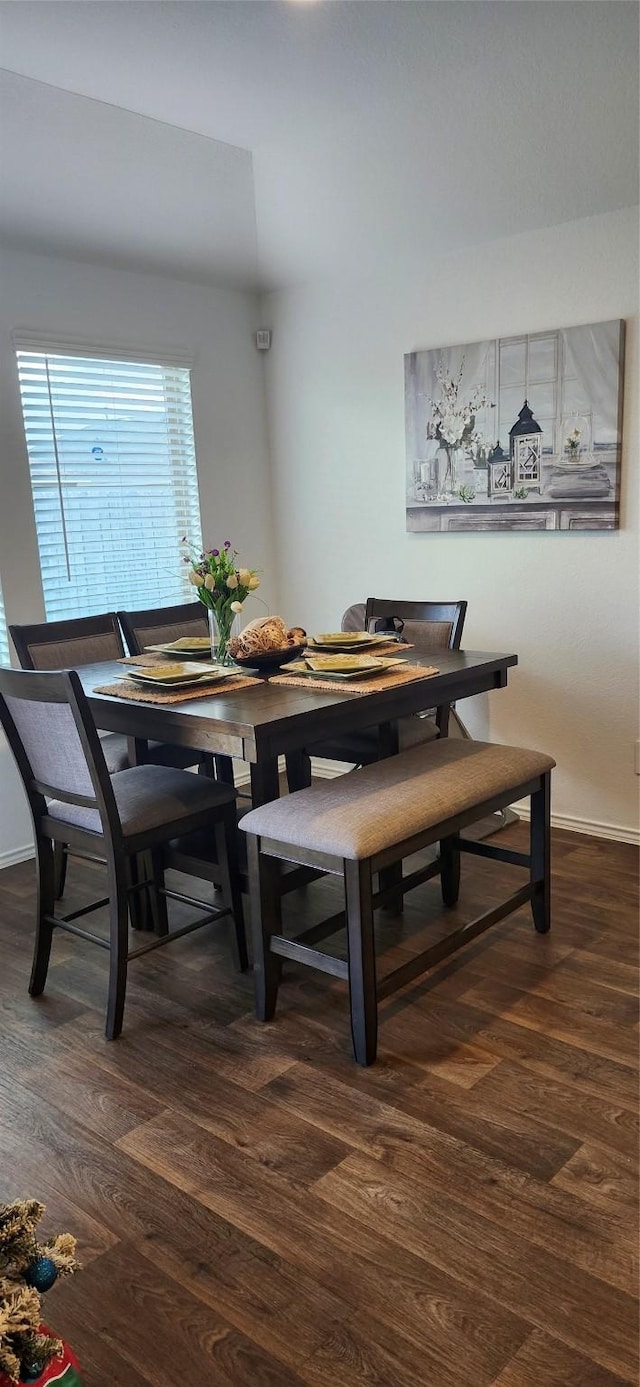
208, 608, 239, 666
437, 444, 463, 498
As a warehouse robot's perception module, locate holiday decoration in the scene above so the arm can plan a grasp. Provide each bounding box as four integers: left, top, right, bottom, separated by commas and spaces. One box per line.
0, 1202, 81, 1386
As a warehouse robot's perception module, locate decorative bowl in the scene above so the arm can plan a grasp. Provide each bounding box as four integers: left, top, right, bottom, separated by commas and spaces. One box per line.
231, 642, 307, 672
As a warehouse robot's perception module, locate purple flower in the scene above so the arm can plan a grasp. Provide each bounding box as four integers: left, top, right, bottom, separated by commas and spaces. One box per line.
224, 540, 231, 548
212, 548, 219, 557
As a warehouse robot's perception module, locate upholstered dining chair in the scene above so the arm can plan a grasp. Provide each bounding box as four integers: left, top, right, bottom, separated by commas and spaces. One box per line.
0, 666, 246, 1039
302, 598, 468, 774
117, 600, 208, 657
10, 611, 215, 897
117, 601, 231, 787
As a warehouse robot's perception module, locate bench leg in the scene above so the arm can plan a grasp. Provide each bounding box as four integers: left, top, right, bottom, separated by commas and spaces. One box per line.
440, 833, 461, 906
247, 836, 282, 1021
530, 771, 551, 934
345, 858, 378, 1065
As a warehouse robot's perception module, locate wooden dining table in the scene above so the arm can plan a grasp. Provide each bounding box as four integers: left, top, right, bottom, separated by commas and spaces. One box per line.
79, 648, 518, 808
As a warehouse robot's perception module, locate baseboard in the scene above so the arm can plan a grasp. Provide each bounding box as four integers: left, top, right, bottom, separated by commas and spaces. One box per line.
0, 843, 35, 870
511, 802, 639, 846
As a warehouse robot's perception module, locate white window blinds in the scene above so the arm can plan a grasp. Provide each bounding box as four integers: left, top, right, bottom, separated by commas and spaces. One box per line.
16, 350, 203, 621
0, 580, 9, 667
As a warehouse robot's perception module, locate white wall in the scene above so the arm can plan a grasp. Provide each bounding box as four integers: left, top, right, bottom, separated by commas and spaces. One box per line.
0, 246, 272, 864
263, 207, 640, 841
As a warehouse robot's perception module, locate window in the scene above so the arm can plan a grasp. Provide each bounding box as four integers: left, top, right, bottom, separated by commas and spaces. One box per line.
0, 579, 9, 666
16, 349, 203, 621
496, 331, 559, 455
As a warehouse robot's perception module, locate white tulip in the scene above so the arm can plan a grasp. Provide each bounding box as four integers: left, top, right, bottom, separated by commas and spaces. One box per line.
248, 575, 260, 589
204, 573, 215, 591
238, 568, 251, 585
230, 600, 243, 613
188, 569, 202, 586
226, 574, 239, 589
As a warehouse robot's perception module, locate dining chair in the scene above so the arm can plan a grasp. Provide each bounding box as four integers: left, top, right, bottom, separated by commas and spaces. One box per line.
117, 600, 208, 656
0, 666, 247, 1039
10, 612, 215, 898
300, 598, 468, 776
117, 601, 231, 786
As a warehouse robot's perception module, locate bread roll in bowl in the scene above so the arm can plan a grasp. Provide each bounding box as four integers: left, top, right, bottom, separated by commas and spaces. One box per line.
229, 616, 306, 660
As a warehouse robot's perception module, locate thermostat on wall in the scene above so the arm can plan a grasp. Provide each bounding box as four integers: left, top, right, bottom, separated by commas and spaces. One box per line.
255, 329, 271, 351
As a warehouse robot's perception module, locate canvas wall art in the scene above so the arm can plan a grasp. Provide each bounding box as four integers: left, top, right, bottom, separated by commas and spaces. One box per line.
405, 319, 625, 532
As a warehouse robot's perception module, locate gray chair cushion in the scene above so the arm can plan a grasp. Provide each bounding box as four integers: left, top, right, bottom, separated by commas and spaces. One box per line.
240, 740, 555, 861
48, 765, 236, 837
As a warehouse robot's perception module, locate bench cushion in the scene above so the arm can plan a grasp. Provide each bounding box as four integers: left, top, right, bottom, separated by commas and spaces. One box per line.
240, 739, 555, 861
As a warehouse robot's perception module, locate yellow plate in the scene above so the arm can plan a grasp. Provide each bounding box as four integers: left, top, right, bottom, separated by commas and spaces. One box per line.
305, 653, 385, 672
308, 634, 392, 653
125, 662, 232, 688
313, 631, 377, 645
286, 658, 406, 681
145, 638, 212, 657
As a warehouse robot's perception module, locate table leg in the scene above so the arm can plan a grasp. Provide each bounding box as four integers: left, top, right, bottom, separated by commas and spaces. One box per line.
285, 750, 312, 792
377, 721, 404, 915
250, 759, 281, 808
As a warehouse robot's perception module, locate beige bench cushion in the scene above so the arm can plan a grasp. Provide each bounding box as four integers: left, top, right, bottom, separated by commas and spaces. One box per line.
240, 740, 555, 861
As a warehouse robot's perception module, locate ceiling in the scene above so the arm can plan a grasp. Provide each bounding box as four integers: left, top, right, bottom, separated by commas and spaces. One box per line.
0, 1, 638, 291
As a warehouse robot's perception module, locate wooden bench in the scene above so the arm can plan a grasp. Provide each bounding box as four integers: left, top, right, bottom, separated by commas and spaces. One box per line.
240, 738, 555, 1064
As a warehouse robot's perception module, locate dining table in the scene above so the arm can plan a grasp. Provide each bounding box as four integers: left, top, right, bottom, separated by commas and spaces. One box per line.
77, 647, 517, 912
79, 647, 518, 804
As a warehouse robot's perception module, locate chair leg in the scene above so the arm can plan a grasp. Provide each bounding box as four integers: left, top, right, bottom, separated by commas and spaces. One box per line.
106, 856, 130, 1040
376, 723, 403, 915
214, 807, 248, 972
149, 848, 170, 936
344, 858, 377, 1065
530, 771, 551, 934
53, 840, 68, 899
285, 750, 312, 793
440, 833, 461, 906
29, 834, 56, 997
127, 852, 155, 931
247, 835, 282, 1021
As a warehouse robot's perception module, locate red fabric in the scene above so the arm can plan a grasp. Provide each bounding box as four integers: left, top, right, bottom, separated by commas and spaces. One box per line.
0, 1328, 82, 1386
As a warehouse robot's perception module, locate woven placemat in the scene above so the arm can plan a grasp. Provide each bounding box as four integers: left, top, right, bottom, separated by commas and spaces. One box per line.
268, 663, 438, 695
93, 675, 262, 705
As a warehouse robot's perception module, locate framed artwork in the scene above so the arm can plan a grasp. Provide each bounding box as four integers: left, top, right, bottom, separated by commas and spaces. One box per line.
405, 319, 625, 531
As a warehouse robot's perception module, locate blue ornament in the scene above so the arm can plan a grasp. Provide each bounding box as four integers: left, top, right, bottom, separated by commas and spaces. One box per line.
24, 1254, 58, 1292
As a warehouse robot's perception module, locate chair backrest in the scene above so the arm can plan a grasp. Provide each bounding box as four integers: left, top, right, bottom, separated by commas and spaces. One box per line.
363, 599, 467, 653
341, 603, 366, 633
118, 601, 208, 656
0, 667, 118, 838
10, 613, 124, 671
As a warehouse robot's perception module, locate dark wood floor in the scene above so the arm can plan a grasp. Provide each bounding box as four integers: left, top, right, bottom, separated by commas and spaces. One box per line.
0, 823, 637, 1386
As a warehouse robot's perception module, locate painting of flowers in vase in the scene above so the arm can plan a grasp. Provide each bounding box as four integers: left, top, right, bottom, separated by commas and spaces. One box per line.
405, 319, 625, 532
